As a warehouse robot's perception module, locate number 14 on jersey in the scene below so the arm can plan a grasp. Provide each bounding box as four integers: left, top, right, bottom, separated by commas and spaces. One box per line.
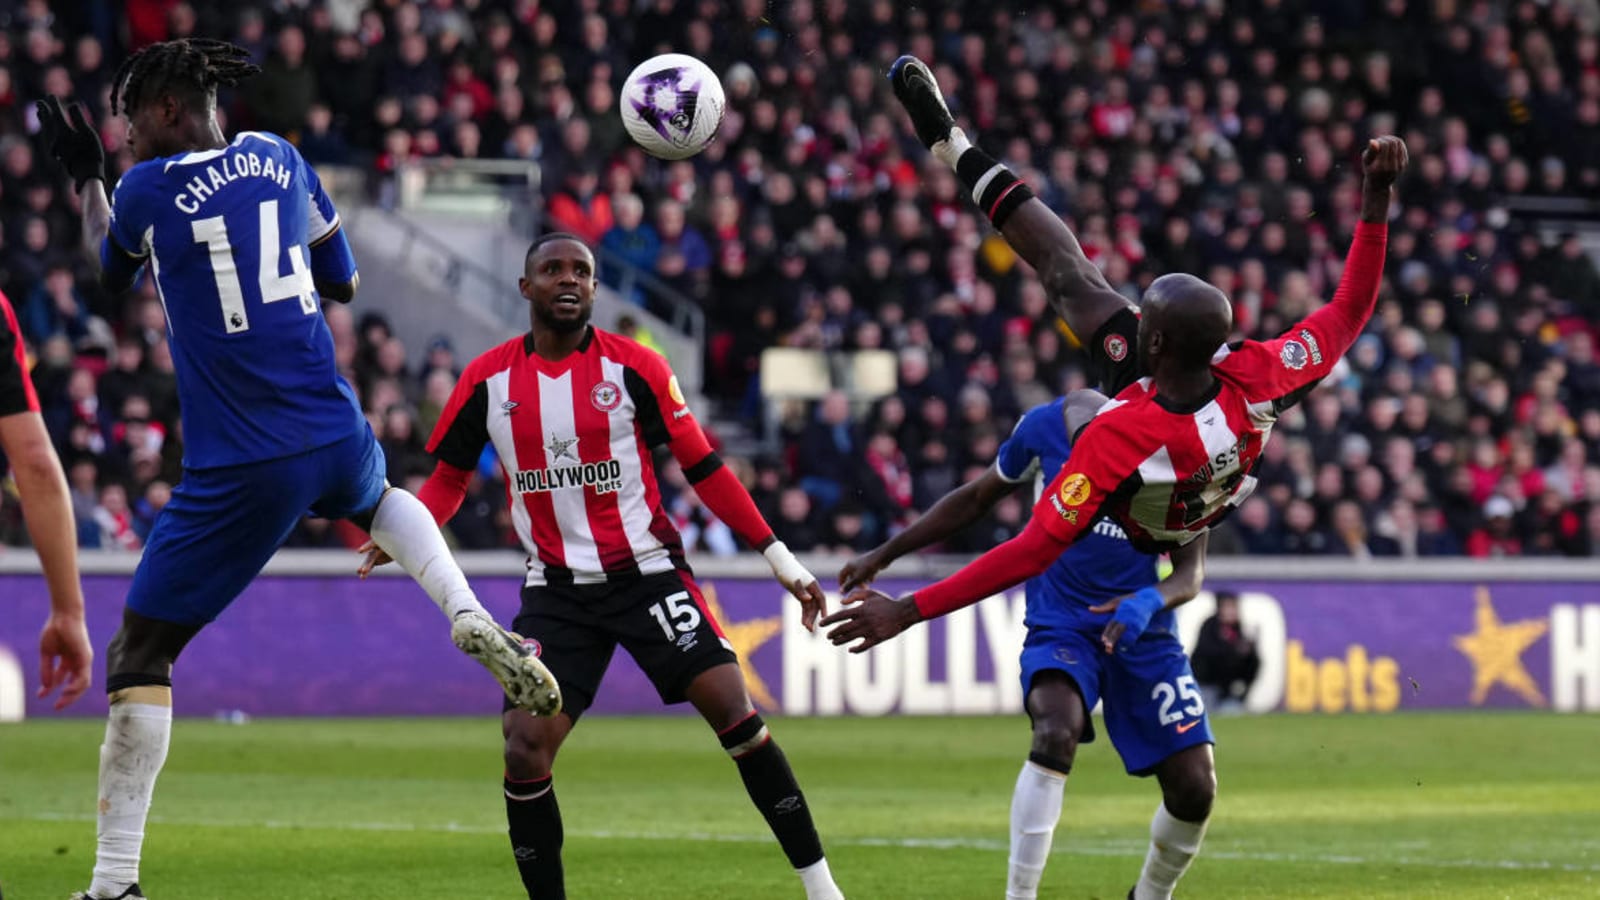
191, 198, 317, 334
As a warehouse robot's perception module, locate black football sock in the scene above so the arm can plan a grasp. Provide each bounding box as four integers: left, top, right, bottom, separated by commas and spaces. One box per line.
954, 146, 1036, 230
719, 713, 825, 868
505, 775, 565, 899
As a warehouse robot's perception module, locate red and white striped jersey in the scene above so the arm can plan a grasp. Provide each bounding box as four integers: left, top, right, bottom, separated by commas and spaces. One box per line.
1034, 222, 1390, 551
427, 327, 711, 587
0, 289, 40, 417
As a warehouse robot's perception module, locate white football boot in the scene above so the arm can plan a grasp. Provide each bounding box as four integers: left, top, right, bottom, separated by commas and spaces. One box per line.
451, 610, 562, 716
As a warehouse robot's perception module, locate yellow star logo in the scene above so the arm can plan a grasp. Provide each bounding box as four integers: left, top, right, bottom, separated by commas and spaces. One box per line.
1452, 586, 1549, 707
702, 582, 783, 711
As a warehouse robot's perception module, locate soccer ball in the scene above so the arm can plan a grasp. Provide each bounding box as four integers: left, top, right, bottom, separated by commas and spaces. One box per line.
619, 53, 725, 160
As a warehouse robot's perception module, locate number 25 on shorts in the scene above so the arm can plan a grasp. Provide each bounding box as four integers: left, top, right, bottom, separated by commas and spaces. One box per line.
1153, 675, 1205, 729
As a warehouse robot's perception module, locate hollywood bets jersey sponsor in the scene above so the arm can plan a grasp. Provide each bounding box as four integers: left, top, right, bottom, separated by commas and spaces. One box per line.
428, 328, 698, 587
103, 132, 362, 468
995, 399, 1160, 632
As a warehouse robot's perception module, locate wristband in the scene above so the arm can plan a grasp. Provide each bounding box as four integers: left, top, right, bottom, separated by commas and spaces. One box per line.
1112, 586, 1166, 651
763, 541, 812, 589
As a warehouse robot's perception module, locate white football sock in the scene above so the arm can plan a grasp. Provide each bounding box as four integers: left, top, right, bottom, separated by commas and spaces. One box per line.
797, 857, 844, 900
1133, 803, 1209, 900
932, 126, 973, 168
1007, 760, 1067, 899
369, 488, 485, 620
90, 697, 172, 897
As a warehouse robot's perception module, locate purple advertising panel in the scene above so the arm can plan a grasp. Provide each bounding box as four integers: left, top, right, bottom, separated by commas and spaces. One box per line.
2, 572, 1597, 719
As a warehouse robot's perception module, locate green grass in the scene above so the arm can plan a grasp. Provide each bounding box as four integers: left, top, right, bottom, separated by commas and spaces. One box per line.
1, 713, 1596, 899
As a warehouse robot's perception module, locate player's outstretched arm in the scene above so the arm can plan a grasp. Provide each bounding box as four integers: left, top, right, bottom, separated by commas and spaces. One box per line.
1089, 532, 1210, 655
825, 408, 1147, 653
1217, 137, 1406, 403
822, 441, 1128, 652
823, 521, 1063, 653
887, 56, 1133, 344
0, 410, 92, 708
839, 469, 1018, 592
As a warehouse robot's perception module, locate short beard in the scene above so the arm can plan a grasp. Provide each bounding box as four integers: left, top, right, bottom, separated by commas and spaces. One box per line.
534, 304, 592, 334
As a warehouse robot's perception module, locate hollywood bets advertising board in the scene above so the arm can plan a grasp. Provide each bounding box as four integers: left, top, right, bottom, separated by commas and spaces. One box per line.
0, 561, 1596, 719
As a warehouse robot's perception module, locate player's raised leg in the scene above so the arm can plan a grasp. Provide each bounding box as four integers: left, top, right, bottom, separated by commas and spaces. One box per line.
349, 440, 559, 715
888, 55, 1134, 344
1130, 745, 1216, 900
687, 664, 843, 900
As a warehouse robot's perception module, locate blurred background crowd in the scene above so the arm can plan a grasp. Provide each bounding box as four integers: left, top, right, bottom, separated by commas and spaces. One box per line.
2, 0, 1600, 560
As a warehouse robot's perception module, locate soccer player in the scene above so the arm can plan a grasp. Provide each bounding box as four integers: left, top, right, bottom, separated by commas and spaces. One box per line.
823, 57, 1406, 900
1, 287, 93, 711
37, 40, 559, 900
838, 396, 1211, 900
360, 233, 845, 900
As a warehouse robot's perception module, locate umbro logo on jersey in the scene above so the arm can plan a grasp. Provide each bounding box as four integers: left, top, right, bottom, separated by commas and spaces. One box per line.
502, 401, 520, 414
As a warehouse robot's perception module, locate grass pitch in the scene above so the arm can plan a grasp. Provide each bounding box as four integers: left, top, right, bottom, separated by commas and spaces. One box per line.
1, 713, 1595, 899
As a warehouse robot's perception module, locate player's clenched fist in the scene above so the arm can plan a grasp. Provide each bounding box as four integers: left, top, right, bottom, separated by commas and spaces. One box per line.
1358, 135, 1407, 223
1362, 135, 1408, 186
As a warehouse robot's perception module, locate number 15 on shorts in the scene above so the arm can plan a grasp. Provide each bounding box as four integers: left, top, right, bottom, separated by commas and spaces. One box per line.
1153, 675, 1205, 728
647, 591, 703, 641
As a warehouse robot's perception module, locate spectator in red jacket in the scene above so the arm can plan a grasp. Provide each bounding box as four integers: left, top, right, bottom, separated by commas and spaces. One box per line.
1466, 496, 1523, 558
547, 164, 613, 246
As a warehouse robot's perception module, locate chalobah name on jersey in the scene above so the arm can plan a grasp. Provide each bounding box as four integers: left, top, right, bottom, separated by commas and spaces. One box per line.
512, 459, 624, 494
173, 152, 294, 214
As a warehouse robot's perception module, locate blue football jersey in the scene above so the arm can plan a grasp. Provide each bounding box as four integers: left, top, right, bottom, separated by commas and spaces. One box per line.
103, 132, 363, 469
995, 398, 1164, 632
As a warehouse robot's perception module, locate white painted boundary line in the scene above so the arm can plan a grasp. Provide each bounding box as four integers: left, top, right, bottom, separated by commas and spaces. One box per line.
16, 812, 1600, 873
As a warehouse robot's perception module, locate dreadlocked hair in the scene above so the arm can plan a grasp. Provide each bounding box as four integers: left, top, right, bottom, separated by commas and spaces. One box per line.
111, 39, 260, 117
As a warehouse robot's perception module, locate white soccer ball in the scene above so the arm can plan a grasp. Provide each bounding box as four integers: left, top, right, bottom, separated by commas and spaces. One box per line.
619, 53, 725, 160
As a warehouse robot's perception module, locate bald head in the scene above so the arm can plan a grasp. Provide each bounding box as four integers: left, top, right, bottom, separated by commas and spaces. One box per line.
1138, 273, 1233, 371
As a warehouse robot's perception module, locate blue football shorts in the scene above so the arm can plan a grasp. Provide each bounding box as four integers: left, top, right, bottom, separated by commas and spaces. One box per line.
126, 426, 387, 625
1019, 623, 1214, 775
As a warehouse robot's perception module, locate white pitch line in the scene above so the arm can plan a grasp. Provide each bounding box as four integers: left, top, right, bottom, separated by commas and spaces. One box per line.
16, 812, 1600, 873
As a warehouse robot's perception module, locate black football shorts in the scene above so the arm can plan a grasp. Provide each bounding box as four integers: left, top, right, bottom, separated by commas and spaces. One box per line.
506, 570, 737, 720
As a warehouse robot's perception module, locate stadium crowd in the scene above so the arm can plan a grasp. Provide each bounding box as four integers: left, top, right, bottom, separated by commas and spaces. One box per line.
2, 0, 1600, 560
